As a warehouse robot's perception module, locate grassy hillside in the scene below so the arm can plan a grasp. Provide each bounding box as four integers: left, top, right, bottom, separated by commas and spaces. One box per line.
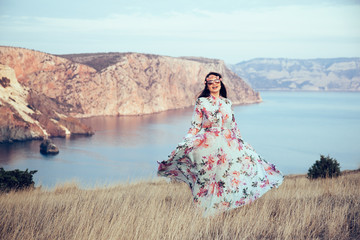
0, 172, 359, 239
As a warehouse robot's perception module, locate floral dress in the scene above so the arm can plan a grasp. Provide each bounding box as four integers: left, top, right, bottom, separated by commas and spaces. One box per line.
157, 95, 284, 216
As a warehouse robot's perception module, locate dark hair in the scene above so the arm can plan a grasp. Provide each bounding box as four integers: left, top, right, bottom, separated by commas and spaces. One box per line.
197, 72, 227, 98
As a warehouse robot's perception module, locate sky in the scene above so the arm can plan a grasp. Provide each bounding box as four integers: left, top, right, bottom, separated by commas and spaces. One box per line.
0, 0, 360, 64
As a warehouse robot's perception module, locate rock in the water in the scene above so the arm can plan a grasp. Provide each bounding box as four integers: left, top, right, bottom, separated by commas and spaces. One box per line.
40, 139, 59, 155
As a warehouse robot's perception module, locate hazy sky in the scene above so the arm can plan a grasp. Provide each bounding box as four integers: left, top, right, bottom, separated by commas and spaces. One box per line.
1, 0, 359, 63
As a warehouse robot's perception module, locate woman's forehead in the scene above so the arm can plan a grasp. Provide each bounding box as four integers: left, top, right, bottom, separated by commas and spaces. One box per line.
207, 74, 219, 79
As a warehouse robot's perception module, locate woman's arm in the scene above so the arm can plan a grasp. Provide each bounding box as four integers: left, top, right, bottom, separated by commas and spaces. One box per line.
230, 105, 242, 139
184, 98, 203, 139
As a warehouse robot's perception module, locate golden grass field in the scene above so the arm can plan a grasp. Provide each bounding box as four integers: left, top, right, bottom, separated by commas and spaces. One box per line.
0, 171, 359, 240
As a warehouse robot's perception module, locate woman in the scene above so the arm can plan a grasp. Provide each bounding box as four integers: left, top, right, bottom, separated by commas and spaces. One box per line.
157, 72, 283, 216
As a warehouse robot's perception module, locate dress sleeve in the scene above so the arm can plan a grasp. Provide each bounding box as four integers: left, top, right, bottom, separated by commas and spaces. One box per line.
230, 104, 242, 139
184, 98, 203, 139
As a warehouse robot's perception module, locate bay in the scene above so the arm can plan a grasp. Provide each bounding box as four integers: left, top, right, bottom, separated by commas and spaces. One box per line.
0, 91, 359, 188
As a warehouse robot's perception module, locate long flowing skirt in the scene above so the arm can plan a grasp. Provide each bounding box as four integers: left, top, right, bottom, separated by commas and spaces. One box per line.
158, 129, 284, 216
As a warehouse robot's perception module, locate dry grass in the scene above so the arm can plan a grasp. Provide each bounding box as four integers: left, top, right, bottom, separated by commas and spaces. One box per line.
0, 172, 359, 240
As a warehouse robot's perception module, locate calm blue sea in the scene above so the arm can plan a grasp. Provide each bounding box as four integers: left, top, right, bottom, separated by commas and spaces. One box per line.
0, 92, 359, 188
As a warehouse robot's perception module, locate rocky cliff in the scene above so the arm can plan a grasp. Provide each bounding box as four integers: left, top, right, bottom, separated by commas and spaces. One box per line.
0, 47, 261, 117
230, 58, 360, 91
0, 64, 93, 143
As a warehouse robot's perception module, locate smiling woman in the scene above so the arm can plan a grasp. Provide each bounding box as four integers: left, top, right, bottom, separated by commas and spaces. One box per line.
157, 72, 284, 216
198, 72, 226, 99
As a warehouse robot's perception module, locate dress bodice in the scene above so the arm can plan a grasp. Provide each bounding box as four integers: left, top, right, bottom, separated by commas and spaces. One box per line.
200, 96, 233, 130
186, 96, 242, 139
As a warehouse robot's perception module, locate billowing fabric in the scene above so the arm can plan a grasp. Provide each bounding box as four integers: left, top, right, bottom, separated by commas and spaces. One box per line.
157, 95, 284, 216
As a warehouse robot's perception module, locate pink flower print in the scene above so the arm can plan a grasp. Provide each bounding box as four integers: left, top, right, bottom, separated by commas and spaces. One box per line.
194, 135, 209, 148
187, 128, 198, 135
195, 107, 203, 118
169, 170, 179, 176
184, 146, 193, 155
216, 180, 225, 197
217, 152, 227, 165
235, 198, 246, 206
210, 128, 220, 136
221, 201, 230, 208
264, 165, 274, 175
232, 171, 241, 177
260, 178, 270, 188
209, 97, 217, 106
231, 178, 240, 187
178, 157, 190, 164
209, 182, 216, 194
187, 169, 197, 183
222, 113, 229, 125
202, 120, 212, 129
216, 183, 224, 197
237, 141, 243, 151
170, 150, 176, 157
191, 174, 197, 183
266, 164, 278, 175
224, 129, 230, 137
208, 173, 217, 180
202, 107, 209, 117
206, 155, 215, 170
157, 161, 172, 171
197, 187, 208, 197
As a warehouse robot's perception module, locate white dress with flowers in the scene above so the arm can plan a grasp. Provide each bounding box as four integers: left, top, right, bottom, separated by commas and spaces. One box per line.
157, 96, 284, 216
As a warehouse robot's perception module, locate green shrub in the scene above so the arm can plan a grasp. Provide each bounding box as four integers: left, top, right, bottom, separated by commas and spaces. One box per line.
307, 155, 341, 179
0, 167, 38, 192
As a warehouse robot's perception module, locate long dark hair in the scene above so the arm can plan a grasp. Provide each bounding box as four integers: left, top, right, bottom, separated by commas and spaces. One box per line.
197, 72, 227, 98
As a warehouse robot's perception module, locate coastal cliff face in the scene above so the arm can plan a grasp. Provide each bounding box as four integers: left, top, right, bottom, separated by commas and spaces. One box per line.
0, 64, 93, 143
0, 47, 261, 117
230, 58, 360, 91
0, 47, 98, 116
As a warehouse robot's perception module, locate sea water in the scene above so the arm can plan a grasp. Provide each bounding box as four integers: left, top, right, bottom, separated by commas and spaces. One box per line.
0, 91, 359, 188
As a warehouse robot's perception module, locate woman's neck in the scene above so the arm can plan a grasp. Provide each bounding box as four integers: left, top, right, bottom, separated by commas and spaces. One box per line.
210, 92, 220, 99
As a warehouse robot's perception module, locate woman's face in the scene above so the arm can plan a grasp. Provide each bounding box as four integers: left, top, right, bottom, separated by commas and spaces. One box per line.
206, 74, 221, 95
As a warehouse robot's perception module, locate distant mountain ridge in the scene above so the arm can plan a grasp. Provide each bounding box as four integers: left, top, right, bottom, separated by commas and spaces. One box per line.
229, 58, 360, 91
